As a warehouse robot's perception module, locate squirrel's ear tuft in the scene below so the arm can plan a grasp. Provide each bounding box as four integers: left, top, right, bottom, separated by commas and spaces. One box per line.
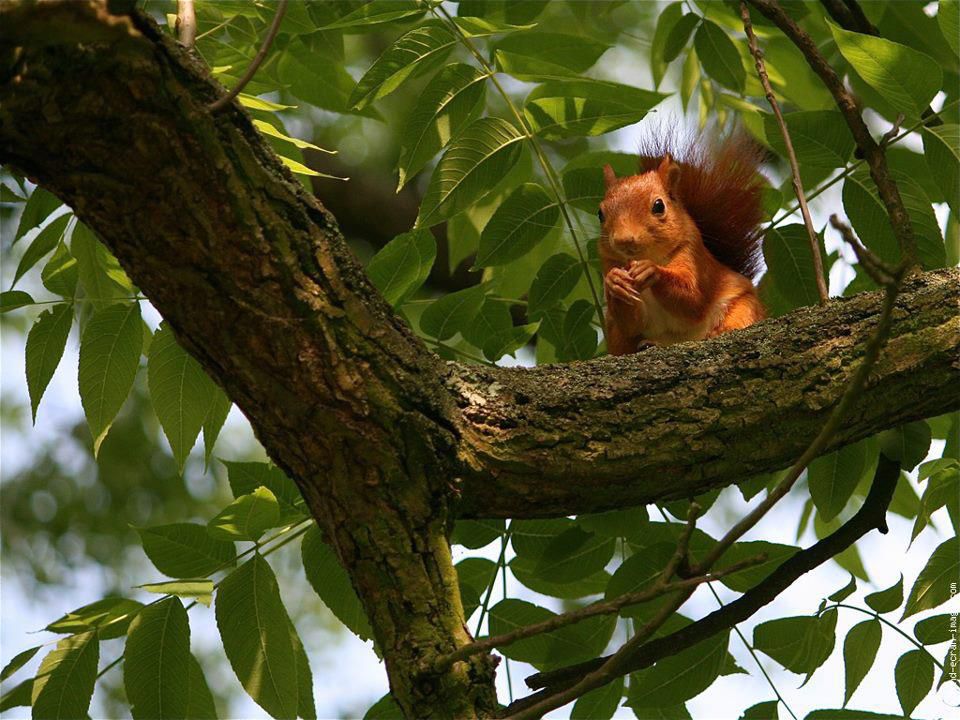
603, 163, 617, 189
657, 153, 681, 195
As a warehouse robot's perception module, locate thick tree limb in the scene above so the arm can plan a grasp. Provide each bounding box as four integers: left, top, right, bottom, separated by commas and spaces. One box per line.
453, 269, 958, 518
516, 455, 901, 707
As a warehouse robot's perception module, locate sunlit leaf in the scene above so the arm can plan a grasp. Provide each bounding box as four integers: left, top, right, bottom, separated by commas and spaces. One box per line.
138, 580, 214, 607
124, 597, 190, 720
475, 183, 559, 267
216, 555, 298, 719
208, 486, 282, 542
138, 523, 236, 579
31, 631, 98, 719
492, 32, 609, 81
367, 229, 436, 307
419, 283, 487, 340
78, 301, 143, 455
902, 537, 959, 619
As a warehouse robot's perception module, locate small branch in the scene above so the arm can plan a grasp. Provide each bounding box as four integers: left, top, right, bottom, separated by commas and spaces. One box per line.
741, 0, 828, 303
518, 455, 900, 701
818, 0, 877, 35
434, 554, 764, 672
208, 0, 288, 114
880, 113, 905, 148
829, 214, 897, 286
175, 0, 196, 48
746, 0, 917, 265
660, 501, 700, 582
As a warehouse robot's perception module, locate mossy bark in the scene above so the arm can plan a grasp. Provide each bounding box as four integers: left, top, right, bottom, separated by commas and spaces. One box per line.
1, 2, 958, 717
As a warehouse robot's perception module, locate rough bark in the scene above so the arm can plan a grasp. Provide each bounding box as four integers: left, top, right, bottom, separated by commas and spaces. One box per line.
1, 2, 958, 718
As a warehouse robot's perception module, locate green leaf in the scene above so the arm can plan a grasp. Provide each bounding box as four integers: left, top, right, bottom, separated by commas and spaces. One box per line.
138, 523, 236, 578
216, 555, 298, 719
349, 23, 455, 109
301, 525, 373, 641
320, 0, 425, 30
829, 20, 941, 118
220, 461, 304, 524
71, 223, 133, 307
453, 15, 537, 37
41, 241, 79, 298
475, 183, 559, 267
879, 421, 932, 472
419, 283, 487, 340
78, 302, 143, 454
237, 94, 296, 112
45, 597, 142, 640
417, 117, 525, 226
894, 649, 934, 717
627, 632, 729, 708
138, 580, 214, 607
451, 519, 504, 549
13, 213, 71, 287
0, 646, 40, 682
764, 110, 855, 168
902, 537, 959, 619
510, 556, 610, 599
31, 631, 98, 720
940, 0, 960, 56
523, 79, 667, 140
185, 654, 218, 719
527, 253, 580, 318
14, 187, 60, 244
364, 693, 403, 720
763, 224, 821, 310
208, 486, 282, 542
753, 610, 837, 681
864, 575, 903, 613
492, 32, 609, 81
289, 618, 316, 720
695, 20, 745, 92
809, 440, 869, 522
558, 299, 598, 361
202, 385, 232, 467
488, 598, 616, 667
664, 14, 701, 64
457, 557, 497, 619
913, 460, 960, 540
367, 229, 436, 307
829, 575, 857, 602
650, 2, 684, 88
532, 526, 615, 584
0, 290, 33, 313
923, 124, 960, 216
25, 302, 73, 422
396, 63, 487, 189
914, 613, 954, 645
804, 711, 910, 720
605, 543, 675, 620
740, 701, 778, 720
843, 618, 881, 705
0, 679, 32, 712
124, 597, 190, 720
511, 518, 577, 558
252, 119, 333, 153
148, 323, 219, 471
572, 675, 622, 719
715, 541, 799, 593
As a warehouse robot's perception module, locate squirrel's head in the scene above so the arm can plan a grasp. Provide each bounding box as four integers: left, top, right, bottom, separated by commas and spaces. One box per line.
598, 154, 699, 264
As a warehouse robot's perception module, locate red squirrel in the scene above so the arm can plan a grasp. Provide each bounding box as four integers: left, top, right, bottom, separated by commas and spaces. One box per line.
599, 131, 766, 355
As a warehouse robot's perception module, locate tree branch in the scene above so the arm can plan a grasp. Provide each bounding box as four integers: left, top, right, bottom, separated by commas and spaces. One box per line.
745, 0, 916, 263
741, 0, 828, 304
518, 455, 901, 704
175, 0, 195, 48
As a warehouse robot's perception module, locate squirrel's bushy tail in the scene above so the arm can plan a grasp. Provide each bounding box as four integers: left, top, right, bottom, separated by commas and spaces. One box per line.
637, 124, 766, 280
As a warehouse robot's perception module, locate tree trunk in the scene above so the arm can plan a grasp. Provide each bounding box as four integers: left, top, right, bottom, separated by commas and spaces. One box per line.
1, 3, 957, 717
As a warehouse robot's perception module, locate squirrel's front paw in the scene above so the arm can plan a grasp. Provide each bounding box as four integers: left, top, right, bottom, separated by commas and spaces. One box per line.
627, 259, 660, 291
605, 267, 644, 304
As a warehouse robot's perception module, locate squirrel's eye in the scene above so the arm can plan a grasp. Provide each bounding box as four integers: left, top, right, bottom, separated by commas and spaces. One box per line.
652, 198, 666, 215
597, 207, 605, 223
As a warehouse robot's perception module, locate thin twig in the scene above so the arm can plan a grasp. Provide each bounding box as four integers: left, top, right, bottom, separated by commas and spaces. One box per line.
435, 554, 764, 672
741, 1, 828, 304
520, 456, 900, 700
880, 113, 905, 148
828, 214, 896, 286
746, 0, 917, 265
208, 0, 288, 114
175, 0, 196, 48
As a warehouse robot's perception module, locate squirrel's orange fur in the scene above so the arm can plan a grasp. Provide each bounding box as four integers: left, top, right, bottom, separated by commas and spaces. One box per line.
599, 130, 766, 355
